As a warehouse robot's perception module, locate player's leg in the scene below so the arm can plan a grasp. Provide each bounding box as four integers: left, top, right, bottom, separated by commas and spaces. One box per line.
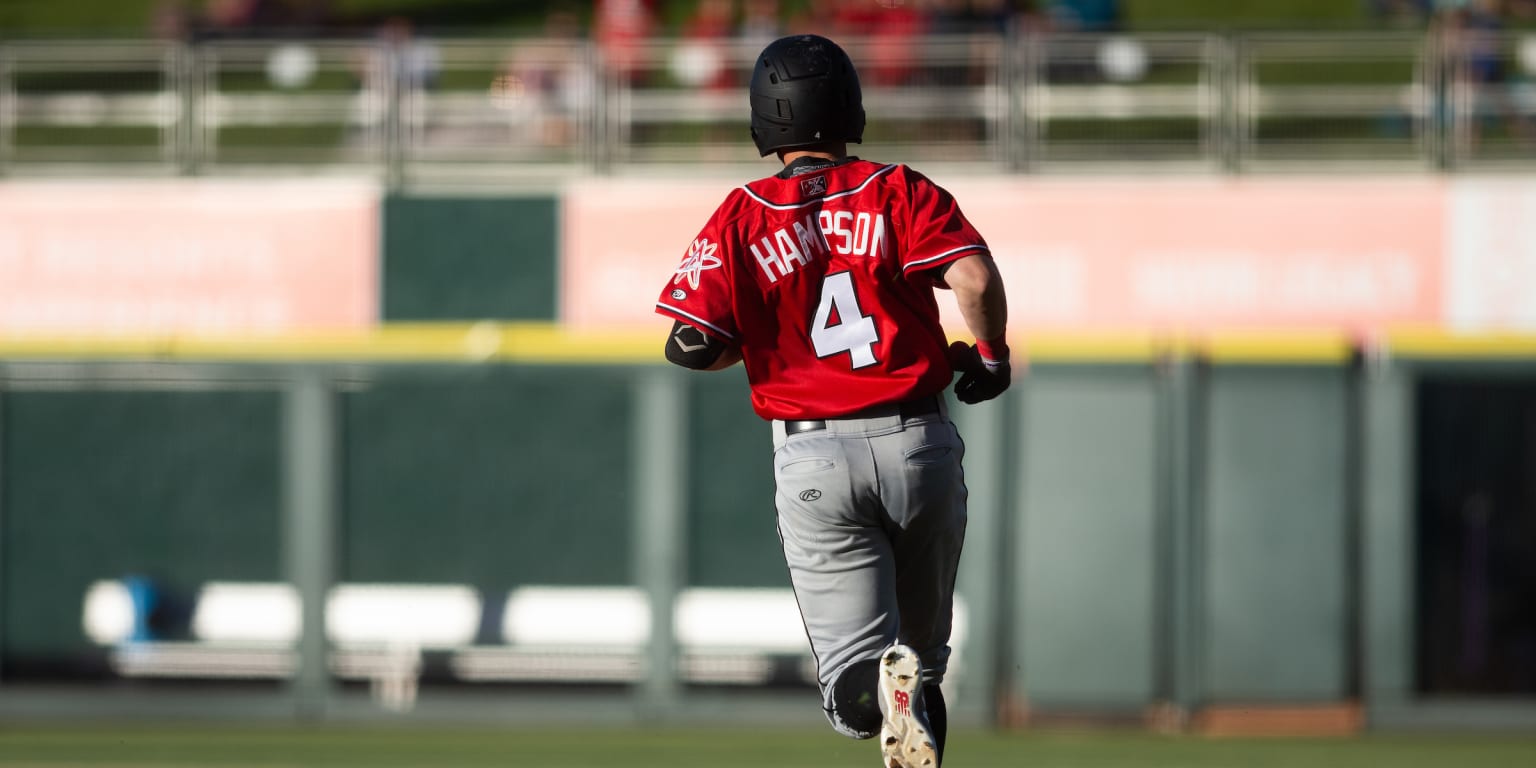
881, 417, 966, 653
823, 649, 946, 759
827, 655, 881, 736
771, 427, 899, 739
923, 681, 948, 763
875, 416, 967, 766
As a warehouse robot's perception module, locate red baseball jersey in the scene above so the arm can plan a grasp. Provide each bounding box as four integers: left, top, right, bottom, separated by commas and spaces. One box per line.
655, 159, 990, 420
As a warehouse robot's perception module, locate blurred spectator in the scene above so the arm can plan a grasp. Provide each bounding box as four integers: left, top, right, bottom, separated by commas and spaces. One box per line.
969, 0, 1051, 35
596, 0, 659, 85
189, 0, 324, 39
348, 15, 439, 146
672, 0, 735, 90
1033, 0, 1122, 82
376, 15, 440, 91
874, 1, 930, 86
1436, 0, 1533, 147
928, 0, 977, 34
279, 0, 332, 33
738, 0, 784, 53
192, 0, 262, 39
818, 0, 929, 86
1365, 0, 1436, 27
785, 0, 833, 33
1461, 0, 1506, 86
828, 0, 879, 34
1044, 0, 1121, 32
496, 7, 592, 147
150, 0, 194, 39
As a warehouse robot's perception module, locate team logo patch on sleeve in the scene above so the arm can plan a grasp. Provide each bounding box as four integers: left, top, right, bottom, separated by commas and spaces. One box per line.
673, 238, 722, 290
800, 175, 828, 197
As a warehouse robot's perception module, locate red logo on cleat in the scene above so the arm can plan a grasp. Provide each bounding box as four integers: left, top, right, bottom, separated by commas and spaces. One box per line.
894, 690, 911, 716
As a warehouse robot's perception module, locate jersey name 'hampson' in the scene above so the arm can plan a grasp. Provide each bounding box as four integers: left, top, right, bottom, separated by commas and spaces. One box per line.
751, 209, 887, 283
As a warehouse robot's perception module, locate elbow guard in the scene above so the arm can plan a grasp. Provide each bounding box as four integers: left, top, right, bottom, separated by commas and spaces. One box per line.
664, 320, 727, 370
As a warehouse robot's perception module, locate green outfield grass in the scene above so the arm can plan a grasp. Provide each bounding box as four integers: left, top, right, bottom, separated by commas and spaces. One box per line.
1, 726, 1535, 768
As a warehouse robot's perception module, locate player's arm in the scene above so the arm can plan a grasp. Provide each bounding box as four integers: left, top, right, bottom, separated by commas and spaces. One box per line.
946, 252, 1007, 342
943, 251, 1012, 403
663, 319, 743, 371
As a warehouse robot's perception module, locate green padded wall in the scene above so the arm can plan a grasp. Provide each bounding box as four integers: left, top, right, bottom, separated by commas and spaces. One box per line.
1, 391, 282, 657
382, 195, 558, 321
1016, 366, 1161, 709
341, 365, 633, 589
1414, 376, 1536, 696
684, 371, 782, 588
1201, 365, 1350, 701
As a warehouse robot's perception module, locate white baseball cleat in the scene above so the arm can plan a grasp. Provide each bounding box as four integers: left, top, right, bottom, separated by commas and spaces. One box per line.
877, 643, 938, 768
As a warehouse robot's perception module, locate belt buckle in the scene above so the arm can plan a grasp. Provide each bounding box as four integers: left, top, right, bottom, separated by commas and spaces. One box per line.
785, 419, 825, 435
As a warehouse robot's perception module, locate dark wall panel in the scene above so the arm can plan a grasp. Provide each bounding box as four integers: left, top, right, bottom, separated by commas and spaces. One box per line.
1, 391, 281, 657
382, 196, 558, 321
684, 372, 781, 588
1016, 366, 1161, 708
1202, 365, 1350, 701
341, 365, 632, 591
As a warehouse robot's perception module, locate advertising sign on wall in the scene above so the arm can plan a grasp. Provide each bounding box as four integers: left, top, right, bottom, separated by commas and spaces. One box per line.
942, 177, 1444, 334
561, 175, 1496, 337
0, 180, 379, 335
1444, 179, 1536, 332
561, 178, 731, 332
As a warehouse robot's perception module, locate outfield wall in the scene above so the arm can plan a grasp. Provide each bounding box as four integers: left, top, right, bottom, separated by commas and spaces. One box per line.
0, 178, 1533, 730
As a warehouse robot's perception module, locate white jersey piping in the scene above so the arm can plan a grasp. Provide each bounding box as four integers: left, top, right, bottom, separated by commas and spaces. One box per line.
656, 302, 738, 341
741, 163, 900, 211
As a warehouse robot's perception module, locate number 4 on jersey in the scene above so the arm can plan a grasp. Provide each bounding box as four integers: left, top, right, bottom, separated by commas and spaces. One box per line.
811, 272, 879, 369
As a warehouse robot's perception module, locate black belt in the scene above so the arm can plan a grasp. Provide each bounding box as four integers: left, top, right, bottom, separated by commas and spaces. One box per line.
783, 395, 942, 436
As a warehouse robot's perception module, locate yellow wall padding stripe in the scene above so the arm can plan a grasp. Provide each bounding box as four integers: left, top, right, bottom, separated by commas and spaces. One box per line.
1013, 333, 1162, 363
1199, 332, 1356, 364
994, 331, 1354, 364
0, 325, 1534, 364
1383, 329, 1536, 360
0, 323, 660, 364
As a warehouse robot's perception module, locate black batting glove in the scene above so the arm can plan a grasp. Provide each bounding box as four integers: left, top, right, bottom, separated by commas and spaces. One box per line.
949, 340, 1011, 404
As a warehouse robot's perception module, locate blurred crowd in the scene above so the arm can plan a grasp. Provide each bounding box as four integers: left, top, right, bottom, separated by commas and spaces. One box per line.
1424, 0, 1536, 145
592, 0, 1096, 89
145, 0, 1118, 93
139, 0, 1536, 150
147, 1, 1121, 44
137, 0, 1536, 47
1368, 0, 1536, 29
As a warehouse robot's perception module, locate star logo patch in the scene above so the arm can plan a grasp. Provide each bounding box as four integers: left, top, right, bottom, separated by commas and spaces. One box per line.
673, 238, 722, 290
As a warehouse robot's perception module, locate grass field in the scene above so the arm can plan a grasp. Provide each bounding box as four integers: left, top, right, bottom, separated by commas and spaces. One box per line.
2, 726, 1535, 768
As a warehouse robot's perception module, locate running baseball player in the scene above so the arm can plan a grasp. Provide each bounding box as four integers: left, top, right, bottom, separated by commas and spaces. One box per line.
654, 34, 1010, 768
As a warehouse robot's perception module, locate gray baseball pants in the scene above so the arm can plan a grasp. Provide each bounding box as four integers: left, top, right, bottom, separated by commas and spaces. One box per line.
770, 398, 968, 738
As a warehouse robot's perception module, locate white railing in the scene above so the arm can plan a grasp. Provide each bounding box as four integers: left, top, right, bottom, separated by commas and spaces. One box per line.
2, 29, 1534, 183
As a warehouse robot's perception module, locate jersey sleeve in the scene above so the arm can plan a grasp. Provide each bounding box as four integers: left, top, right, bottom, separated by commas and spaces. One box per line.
898, 167, 990, 278
654, 195, 741, 343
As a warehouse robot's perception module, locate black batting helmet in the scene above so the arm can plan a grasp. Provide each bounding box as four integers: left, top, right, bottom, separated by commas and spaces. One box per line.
749, 35, 865, 157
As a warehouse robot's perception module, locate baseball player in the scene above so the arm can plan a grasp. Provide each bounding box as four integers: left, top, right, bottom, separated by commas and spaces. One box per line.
654, 34, 1010, 768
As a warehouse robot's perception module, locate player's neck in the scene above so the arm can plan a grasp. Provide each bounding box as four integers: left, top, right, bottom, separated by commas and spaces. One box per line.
780, 145, 847, 166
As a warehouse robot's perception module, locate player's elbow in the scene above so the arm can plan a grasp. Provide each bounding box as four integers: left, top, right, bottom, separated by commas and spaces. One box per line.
947, 252, 1008, 337
944, 252, 1000, 300
664, 320, 737, 370
665, 339, 715, 369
